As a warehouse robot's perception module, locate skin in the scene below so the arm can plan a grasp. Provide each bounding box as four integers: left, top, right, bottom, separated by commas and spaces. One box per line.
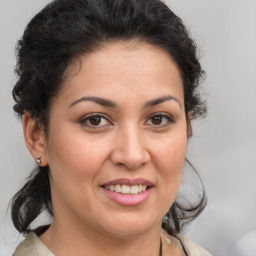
23, 41, 189, 256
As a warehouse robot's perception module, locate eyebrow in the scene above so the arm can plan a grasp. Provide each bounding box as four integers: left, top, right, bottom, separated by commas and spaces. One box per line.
69, 95, 181, 109
143, 95, 181, 109
69, 96, 117, 108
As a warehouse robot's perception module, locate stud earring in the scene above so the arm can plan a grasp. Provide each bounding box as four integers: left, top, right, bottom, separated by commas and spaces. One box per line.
36, 156, 42, 165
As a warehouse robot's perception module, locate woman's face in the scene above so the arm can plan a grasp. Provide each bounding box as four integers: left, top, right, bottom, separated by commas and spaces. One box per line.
45, 42, 188, 238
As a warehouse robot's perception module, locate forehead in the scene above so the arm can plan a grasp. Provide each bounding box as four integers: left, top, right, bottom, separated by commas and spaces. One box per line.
56, 41, 184, 106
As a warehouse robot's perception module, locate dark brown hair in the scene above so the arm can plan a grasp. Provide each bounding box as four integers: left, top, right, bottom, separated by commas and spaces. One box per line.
12, 0, 206, 236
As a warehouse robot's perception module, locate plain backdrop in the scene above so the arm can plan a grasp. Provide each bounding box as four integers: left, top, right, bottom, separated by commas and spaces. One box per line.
0, 0, 256, 255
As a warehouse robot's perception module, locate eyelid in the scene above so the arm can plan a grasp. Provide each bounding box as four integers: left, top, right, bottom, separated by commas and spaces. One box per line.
78, 112, 174, 128
79, 113, 112, 127
144, 112, 175, 126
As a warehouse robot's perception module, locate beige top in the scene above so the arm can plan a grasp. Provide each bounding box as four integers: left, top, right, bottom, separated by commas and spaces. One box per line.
13, 230, 212, 256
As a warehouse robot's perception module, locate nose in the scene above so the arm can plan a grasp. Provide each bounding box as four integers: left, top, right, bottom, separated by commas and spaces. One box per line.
110, 125, 150, 170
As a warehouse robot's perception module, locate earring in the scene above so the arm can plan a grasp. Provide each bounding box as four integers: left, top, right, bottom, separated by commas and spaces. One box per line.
36, 156, 42, 165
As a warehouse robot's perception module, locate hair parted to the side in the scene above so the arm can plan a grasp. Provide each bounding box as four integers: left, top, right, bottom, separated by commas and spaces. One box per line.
11, 0, 207, 236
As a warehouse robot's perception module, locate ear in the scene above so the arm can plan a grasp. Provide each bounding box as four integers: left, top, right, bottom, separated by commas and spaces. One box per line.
187, 117, 192, 138
22, 111, 48, 166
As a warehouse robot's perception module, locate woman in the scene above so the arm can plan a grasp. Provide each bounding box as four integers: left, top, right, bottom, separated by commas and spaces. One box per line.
11, 0, 211, 255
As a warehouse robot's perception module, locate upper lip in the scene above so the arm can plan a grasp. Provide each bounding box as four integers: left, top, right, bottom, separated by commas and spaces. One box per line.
102, 178, 153, 187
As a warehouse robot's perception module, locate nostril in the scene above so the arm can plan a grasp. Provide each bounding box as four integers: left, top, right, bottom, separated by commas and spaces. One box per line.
127, 163, 142, 170
110, 143, 150, 170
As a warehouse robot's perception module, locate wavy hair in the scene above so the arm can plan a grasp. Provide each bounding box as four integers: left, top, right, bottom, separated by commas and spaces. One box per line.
12, 0, 207, 236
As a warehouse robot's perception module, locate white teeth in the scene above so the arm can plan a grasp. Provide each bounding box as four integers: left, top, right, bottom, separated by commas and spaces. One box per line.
115, 184, 122, 193
130, 185, 139, 194
109, 185, 115, 191
122, 185, 131, 193
105, 184, 148, 194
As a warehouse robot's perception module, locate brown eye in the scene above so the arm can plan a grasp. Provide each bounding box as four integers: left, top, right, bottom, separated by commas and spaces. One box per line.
89, 116, 102, 126
145, 113, 174, 127
79, 114, 111, 128
151, 115, 162, 125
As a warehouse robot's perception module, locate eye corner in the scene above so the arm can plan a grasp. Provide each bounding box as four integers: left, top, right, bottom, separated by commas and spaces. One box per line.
144, 112, 175, 128
78, 113, 112, 129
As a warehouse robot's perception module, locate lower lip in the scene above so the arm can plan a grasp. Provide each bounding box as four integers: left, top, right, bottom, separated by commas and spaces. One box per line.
102, 187, 153, 206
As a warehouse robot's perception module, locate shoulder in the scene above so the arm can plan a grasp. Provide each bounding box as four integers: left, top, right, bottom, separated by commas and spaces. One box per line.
177, 233, 212, 256
161, 230, 212, 256
13, 233, 54, 256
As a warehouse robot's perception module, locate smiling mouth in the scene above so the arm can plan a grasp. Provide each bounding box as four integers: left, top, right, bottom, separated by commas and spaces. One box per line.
104, 184, 149, 195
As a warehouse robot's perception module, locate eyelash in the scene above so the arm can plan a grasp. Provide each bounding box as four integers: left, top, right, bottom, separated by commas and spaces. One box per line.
79, 113, 111, 128
145, 113, 174, 127
79, 112, 174, 128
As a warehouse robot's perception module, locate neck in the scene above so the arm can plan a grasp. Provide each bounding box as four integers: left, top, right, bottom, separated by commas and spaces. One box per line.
40, 220, 162, 256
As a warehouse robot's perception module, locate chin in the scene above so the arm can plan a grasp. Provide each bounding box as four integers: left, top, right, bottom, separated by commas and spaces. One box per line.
98, 213, 162, 238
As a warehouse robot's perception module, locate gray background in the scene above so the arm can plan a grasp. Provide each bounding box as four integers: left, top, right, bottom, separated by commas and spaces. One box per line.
1, 0, 256, 255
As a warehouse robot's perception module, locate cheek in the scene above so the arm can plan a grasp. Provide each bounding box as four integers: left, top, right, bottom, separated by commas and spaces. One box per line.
154, 133, 187, 173
153, 133, 187, 199
46, 131, 111, 211
47, 133, 109, 180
